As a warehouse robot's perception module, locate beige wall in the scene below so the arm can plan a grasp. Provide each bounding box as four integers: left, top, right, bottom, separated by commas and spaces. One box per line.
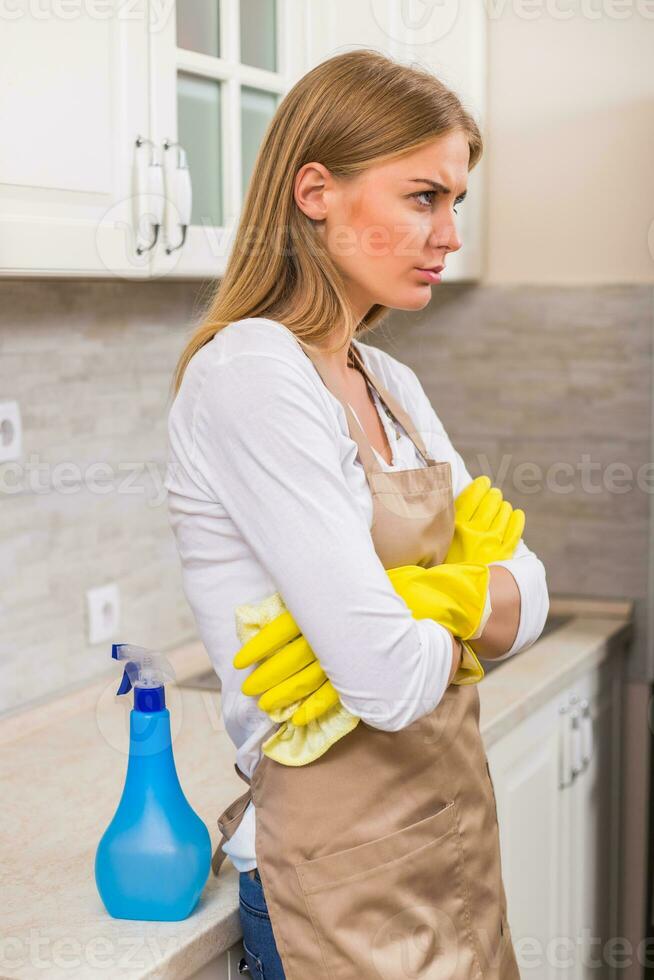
484, 5, 654, 283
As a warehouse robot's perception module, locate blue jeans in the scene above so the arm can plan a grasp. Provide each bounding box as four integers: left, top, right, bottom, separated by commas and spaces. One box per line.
238, 868, 286, 979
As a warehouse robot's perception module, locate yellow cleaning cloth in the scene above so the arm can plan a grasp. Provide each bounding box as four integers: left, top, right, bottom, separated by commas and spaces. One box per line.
234, 592, 360, 766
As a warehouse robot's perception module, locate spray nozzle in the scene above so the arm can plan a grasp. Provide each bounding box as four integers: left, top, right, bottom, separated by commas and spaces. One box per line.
112, 643, 176, 712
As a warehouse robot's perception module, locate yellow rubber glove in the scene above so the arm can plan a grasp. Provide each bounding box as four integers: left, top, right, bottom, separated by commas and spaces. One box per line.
445, 475, 525, 565
236, 561, 490, 723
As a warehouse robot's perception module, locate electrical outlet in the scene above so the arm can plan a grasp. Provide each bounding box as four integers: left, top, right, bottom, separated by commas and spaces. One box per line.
0, 401, 22, 462
86, 584, 121, 645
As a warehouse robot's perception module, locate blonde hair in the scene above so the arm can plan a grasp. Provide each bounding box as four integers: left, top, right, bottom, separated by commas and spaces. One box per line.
171, 48, 483, 397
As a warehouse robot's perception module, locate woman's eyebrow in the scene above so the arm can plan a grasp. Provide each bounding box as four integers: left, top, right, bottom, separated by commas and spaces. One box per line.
407, 178, 467, 200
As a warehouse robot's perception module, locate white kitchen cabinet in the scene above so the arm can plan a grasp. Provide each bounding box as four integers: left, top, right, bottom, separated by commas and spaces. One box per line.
0, 0, 150, 277
2, 0, 487, 280
486, 655, 623, 980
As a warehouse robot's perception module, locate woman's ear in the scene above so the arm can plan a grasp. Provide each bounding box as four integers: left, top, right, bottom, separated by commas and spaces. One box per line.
294, 162, 331, 222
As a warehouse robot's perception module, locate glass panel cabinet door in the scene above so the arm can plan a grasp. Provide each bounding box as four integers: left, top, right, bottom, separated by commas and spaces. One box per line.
177, 71, 223, 227
241, 86, 278, 198
239, 0, 277, 71
176, 0, 220, 57
149, 1, 310, 277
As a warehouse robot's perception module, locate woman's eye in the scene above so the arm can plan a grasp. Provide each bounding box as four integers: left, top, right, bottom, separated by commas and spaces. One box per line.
413, 190, 436, 208
412, 190, 461, 214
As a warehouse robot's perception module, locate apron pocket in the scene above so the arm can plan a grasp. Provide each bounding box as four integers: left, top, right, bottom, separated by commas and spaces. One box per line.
294, 799, 482, 980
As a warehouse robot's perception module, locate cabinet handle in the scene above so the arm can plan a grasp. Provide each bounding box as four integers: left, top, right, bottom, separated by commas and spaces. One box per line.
162, 139, 192, 254
558, 704, 573, 788
134, 135, 163, 255
580, 698, 593, 772
570, 705, 583, 779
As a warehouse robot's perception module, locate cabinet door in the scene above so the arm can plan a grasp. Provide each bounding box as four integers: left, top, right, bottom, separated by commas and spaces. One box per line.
561, 658, 623, 979
149, 0, 309, 278
0, 0, 149, 277
184, 938, 246, 979
305, 1, 486, 281
486, 693, 564, 980
487, 655, 624, 980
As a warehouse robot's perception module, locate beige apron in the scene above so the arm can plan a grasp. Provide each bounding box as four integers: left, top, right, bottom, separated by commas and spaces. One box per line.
212, 342, 520, 979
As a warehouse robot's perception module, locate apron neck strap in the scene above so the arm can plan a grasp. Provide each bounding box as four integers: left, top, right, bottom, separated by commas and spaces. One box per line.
300, 339, 435, 476
346, 341, 435, 465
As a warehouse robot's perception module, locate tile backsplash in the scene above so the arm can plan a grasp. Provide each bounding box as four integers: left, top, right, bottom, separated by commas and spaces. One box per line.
0, 279, 209, 714
1, 279, 651, 714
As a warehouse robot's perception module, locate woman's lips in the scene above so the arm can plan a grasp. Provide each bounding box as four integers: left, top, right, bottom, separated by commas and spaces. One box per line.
415, 266, 444, 283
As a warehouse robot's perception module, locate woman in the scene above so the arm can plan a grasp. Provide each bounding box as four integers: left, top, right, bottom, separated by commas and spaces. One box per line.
166, 49, 549, 979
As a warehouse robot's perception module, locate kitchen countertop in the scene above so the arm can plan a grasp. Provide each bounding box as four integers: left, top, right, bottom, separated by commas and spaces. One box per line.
0, 596, 633, 979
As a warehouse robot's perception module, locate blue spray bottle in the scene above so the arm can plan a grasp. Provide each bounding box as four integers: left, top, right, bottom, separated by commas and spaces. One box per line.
95, 643, 211, 921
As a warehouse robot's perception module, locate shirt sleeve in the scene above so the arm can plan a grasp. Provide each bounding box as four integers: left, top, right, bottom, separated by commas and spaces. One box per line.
189, 349, 458, 733
402, 363, 550, 660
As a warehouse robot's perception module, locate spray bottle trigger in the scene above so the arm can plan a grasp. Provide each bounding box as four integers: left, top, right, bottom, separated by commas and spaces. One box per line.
116, 667, 133, 697
112, 645, 136, 697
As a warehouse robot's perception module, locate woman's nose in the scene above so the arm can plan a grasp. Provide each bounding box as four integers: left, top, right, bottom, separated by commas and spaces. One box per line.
429, 215, 462, 255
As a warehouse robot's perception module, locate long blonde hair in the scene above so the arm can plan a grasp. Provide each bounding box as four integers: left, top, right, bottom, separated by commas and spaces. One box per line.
171, 48, 483, 397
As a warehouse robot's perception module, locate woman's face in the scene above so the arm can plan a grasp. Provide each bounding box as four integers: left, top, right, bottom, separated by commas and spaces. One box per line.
294, 130, 469, 321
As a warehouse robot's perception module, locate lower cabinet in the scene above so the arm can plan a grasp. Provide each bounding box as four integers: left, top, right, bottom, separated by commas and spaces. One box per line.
486, 654, 623, 980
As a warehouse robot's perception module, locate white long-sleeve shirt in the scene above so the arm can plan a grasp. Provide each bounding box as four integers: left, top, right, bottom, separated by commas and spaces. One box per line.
165, 316, 549, 871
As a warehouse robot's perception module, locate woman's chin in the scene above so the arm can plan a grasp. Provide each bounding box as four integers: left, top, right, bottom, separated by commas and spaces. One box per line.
400, 286, 435, 310
372, 284, 436, 312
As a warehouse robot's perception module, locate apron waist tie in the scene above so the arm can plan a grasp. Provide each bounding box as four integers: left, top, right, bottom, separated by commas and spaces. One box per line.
211, 763, 253, 876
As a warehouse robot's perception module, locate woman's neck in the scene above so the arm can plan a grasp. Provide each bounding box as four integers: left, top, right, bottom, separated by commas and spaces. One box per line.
305, 339, 359, 387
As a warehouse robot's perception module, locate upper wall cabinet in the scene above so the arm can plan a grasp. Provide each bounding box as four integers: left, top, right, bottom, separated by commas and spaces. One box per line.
0, 0, 150, 277
0, 0, 486, 280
